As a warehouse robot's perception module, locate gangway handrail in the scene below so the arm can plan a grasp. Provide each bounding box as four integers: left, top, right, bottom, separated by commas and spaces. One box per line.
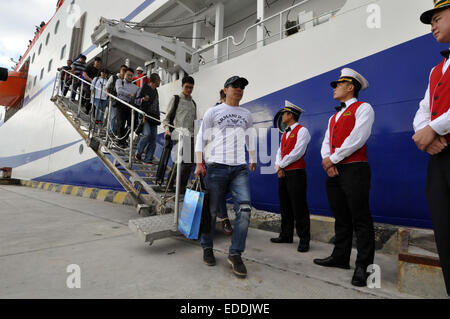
52, 69, 186, 228
56, 69, 175, 130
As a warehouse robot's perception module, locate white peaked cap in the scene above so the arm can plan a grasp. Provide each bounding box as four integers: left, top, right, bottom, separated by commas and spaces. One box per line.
283, 100, 305, 114
331, 68, 369, 91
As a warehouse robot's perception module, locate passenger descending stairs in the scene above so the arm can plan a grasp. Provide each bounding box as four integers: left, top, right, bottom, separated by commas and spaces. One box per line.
52, 95, 177, 218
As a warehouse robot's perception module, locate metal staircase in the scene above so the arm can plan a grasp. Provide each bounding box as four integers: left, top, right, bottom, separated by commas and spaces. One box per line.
50, 70, 186, 245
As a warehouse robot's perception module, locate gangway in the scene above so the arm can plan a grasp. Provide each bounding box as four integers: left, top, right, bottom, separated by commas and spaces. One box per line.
50, 69, 188, 246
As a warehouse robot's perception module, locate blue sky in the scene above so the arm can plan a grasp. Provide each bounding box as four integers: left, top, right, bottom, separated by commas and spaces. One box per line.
0, 0, 56, 70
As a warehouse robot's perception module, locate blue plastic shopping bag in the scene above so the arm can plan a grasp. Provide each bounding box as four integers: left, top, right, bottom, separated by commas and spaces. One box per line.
178, 187, 205, 240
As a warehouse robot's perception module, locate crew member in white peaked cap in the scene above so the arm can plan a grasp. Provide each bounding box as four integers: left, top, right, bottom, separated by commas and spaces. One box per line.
272, 101, 311, 253
413, 0, 450, 297
134, 66, 147, 87
314, 68, 376, 287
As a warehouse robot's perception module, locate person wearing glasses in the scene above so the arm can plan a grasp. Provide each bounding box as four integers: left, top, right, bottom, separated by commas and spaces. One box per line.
195, 76, 257, 279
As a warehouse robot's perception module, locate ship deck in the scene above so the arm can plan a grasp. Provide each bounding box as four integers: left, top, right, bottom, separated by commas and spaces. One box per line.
0, 184, 422, 299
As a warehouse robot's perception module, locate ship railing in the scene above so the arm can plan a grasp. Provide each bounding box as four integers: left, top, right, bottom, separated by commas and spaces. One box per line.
193, 0, 339, 67
51, 69, 185, 222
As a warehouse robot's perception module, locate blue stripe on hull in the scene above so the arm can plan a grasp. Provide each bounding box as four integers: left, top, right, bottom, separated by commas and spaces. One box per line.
0, 140, 82, 167
242, 33, 448, 229
34, 156, 124, 191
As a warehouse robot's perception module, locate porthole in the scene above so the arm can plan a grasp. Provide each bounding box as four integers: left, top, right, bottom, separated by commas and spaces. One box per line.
79, 144, 84, 154
60, 45, 66, 60
46, 33, 50, 46
40, 68, 44, 80
32, 53, 35, 63
48, 59, 53, 72
54, 20, 60, 34
38, 44, 42, 55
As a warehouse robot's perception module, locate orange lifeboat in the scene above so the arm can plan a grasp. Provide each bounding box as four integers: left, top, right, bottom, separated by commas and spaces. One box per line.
0, 71, 27, 108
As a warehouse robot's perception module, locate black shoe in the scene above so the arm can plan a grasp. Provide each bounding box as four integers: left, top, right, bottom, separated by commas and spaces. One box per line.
297, 242, 310, 253
228, 255, 247, 278
270, 236, 293, 244
351, 266, 369, 287
203, 248, 216, 266
313, 256, 350, 269
222, 218, 233, 236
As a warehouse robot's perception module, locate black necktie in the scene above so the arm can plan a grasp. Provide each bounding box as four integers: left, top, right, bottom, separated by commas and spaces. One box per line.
441, 49, 450, 59
285, 127, 291, 133
335, 102, 346, 112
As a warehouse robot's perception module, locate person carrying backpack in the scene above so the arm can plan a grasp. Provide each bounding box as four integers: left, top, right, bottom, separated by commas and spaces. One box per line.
163, 76, 197, 193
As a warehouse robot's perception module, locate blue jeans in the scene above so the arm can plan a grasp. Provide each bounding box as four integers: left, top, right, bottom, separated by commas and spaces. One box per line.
137, 121, 157, 162
201, 163, 252, 256
94, 98, 107, 122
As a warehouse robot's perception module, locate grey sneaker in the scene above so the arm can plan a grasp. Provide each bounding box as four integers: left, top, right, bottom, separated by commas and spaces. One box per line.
227, 255, 247, 278
203, 248, 216, 266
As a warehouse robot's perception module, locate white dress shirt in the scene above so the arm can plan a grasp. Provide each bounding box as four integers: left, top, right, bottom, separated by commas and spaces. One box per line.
413, 48, 450, 136
275, 123, 311, 169
321, 98, 375, 164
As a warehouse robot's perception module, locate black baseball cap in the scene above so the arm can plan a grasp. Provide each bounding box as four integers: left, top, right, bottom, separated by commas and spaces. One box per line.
224, 76, 249, 88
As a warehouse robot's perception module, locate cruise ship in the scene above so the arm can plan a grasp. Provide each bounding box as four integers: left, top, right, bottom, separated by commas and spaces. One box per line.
0, 0, 446, 229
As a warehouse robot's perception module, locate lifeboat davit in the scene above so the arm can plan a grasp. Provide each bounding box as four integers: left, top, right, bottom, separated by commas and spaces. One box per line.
0, 71, 27, 108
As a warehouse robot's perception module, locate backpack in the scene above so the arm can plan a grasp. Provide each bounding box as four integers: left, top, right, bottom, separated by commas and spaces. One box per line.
107, 74, 119, 97
168, 95, 196, 132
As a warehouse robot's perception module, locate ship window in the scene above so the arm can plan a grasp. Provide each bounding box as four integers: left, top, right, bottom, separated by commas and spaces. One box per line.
38, 44, 42, 55
33, 76, 37, 87
46, 33, 50, 46
40, 68, 44, 80
60, 45, 66, 60
55, 20, 60, 34
48, 59, 53, 72
32, 53, 35, 63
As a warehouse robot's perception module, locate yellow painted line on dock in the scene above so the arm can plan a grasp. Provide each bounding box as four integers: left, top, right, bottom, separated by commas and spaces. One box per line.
71, 186, 79, 196
97, 189, 109, 201
61, 185, 69, 194
83, 188, 94, 198
113, 192, 128, 204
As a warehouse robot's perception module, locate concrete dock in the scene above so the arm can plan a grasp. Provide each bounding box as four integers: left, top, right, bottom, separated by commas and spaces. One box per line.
0, 185, 421, 299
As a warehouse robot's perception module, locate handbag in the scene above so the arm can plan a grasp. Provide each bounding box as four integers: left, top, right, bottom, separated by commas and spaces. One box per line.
178, 178, 205, 240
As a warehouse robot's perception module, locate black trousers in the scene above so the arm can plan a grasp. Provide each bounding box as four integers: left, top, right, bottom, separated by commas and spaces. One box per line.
426, 146, 450, 295
117, 102, 132, 141
70, 79, 80, 100
167, 137, 194, 194
278, 169, 310, 243
326, 162, 375, 268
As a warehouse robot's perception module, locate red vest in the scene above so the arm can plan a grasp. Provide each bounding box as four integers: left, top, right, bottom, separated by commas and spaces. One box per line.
329, 101, 369, 164
281, 124, 306, 170
429, 58, 450, 143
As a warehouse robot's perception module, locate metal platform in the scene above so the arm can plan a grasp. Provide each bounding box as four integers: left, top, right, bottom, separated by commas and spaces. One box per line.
128, 214, 179, 245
